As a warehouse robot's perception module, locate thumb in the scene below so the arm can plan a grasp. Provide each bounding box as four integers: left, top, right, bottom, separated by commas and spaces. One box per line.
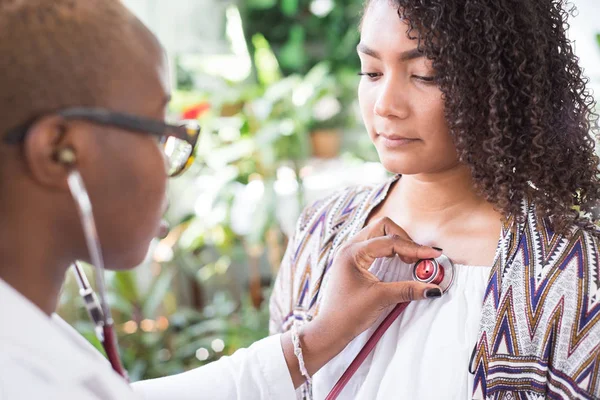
378, 281, 442, 304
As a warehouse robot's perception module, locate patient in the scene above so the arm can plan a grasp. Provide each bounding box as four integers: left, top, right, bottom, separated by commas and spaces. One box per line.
270, 0, 600, 398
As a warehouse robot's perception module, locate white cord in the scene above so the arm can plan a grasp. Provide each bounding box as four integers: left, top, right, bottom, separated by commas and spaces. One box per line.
67, 170, 112, 324
291, 321, 311, 385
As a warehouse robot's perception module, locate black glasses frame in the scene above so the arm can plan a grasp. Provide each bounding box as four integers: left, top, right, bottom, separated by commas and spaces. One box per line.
3, 107, 201, 177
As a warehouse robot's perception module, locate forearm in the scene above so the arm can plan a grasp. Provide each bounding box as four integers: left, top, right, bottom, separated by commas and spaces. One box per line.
281, 319, 351, 388
134, 334, 295, 400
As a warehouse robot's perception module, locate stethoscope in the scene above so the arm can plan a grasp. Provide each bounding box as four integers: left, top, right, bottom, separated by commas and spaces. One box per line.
325, 255, 455, 399
67, 169, 129, 380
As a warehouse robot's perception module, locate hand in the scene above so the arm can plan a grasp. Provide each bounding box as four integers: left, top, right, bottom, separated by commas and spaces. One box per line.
281, 217, 442, 387
315, 216, 442, 342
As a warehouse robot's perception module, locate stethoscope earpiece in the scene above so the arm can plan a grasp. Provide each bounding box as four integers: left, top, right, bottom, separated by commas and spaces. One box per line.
54, 147, 77, 166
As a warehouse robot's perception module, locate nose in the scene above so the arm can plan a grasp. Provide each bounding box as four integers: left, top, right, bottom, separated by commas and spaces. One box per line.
373, 76, 410, 119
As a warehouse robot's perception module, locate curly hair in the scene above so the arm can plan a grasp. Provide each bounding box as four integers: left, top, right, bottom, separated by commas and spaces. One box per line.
365, 0, 600, 233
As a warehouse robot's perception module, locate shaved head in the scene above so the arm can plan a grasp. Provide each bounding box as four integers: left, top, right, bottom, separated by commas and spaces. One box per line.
0, 0, 172, 280
0, 0, 165, 134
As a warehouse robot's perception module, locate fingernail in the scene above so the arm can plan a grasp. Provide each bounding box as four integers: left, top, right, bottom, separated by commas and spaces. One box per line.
432, 247, 443, 252
425, 288, 442, 298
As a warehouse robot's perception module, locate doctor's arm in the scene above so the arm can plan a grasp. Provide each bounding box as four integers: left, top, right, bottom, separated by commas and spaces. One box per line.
133, 218, 442, 399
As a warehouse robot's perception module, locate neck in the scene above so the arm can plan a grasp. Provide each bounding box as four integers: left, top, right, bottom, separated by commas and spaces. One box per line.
394, 164, 488, 222
0, 205, 74, 316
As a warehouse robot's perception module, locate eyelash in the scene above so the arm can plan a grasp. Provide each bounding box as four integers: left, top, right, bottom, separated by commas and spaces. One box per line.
358, 72, 437, 84
357, 72, 381, 79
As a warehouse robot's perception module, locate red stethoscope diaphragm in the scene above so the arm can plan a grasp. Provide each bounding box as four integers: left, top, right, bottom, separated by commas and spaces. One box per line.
412, 254, 455, 294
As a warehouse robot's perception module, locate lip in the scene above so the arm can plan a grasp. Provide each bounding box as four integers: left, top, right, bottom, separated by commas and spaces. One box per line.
378, 133, 420, 148
157, 219, 170, 239
157, 199, 170, 239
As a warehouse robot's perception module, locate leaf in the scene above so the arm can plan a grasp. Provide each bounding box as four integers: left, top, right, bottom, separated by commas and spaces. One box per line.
281, 0, 298, 16
142, 268, 176, 317
111, 271, 139, 303
127, 360, 148, 383
333, 28, 360, 61
106, 292, 135, 315
279, 25, 307, 71
246, 0, 276, 9
205, 139, 255, 167
72, 321, 105, 353
184, 319, 229, 338
304, 62, 331, 86
252, 34, 282, 86
263, 75, 301, 102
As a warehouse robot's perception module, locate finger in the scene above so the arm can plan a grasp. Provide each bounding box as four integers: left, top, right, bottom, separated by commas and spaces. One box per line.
392, 236, 442, 263
349, 235, 442, 269
352, 217, 412, 243
378, 281, 442, 304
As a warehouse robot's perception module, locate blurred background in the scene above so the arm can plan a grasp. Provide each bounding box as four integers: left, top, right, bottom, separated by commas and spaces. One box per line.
58, 0, 600, 381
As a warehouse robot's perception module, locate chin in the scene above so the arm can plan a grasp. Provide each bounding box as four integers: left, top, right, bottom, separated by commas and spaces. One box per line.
379, 155, 424, 176
104, 244, 152, 270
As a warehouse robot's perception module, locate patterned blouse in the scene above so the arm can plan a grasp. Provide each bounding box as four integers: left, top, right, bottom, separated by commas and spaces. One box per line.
269, 175, 600, 399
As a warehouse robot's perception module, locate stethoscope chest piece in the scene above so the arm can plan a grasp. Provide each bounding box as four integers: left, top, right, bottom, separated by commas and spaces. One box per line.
412, 254, 455, 294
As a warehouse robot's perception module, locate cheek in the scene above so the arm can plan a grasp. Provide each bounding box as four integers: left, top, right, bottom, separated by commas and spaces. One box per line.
417, 95, 450, 140
136, 140, 168, 204
107, 137, 167, 228
420, 102, 458, 163
113, 141, 167, 266
84, 134, 168, 268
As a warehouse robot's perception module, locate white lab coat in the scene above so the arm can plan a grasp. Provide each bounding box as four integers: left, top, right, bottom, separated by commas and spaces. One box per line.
0, 279, 296, 399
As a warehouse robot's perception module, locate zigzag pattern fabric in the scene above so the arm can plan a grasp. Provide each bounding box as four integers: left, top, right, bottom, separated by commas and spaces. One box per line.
269, 175, 600, 399
473, 201, 600, 399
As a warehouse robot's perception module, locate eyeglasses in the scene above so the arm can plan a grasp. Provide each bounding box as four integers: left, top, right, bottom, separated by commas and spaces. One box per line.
3, 107, 201, 177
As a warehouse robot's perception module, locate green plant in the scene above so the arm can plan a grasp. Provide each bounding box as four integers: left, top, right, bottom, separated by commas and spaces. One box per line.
58, 263, 270, 381
241, 0, 363, 77
241, 0, 364, 136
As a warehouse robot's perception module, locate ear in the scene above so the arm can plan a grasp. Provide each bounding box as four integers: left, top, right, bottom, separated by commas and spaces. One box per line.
23, 115, 82, 190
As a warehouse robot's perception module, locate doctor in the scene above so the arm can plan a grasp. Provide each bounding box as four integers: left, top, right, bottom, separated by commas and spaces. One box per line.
0, 0, 442, 399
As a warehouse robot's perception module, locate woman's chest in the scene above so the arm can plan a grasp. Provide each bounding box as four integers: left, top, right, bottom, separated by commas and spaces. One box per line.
367, 202, 502, 268
393, 217, 502, 267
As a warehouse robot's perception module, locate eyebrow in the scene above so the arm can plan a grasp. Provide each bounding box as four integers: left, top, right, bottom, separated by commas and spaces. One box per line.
357, 43, 424, 62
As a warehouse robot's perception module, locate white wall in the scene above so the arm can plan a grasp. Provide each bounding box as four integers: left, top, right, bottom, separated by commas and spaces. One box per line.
122, 0, 231, 54
570, 0, 600, 97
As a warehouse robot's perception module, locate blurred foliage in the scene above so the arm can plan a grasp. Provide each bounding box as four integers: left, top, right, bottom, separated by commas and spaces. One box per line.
60, 264, 270, 381
241, 0, 363, 76
241, 0, 365, 131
